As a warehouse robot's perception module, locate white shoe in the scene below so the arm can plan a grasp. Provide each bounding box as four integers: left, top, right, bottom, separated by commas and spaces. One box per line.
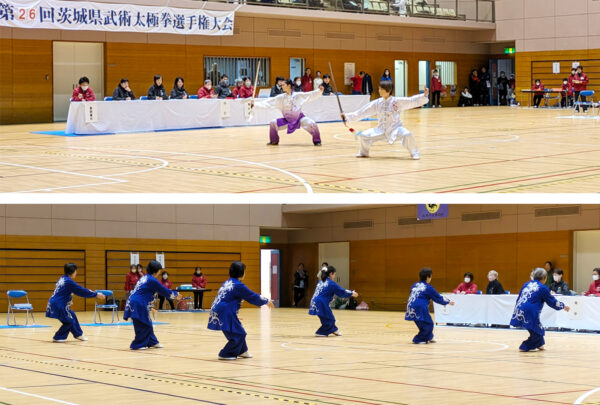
411, 153, 420, 160
431, 105, 436, 108
332, 331, 342, 336
150, 343, 163, 348
413, 341, 427, 344
218, 356, 237, 360
131, 346, 147, 350
238, 352, 253, 358
537, 345, 545, 350
75, 335, 88, 341
314, 333, 328, 337
53, 339, 67, 343
355, 153, 369, 158
427, 340, 436, 344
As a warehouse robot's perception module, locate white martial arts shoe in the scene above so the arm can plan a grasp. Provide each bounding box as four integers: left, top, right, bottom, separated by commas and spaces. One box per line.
413, 341, 427, 344
53, 339, 67, 343
355, 153, 369, 158
150, 343, 164, 349
331, 331, 343, 336
131, 346, 148, 350
411, 153, 420, 160
238, 352, 253, 358
427, 340, 436, 344
75, 335, 88, 341
537, 346, 545, 350
314, 333, 328, 337
218, 356, 237, 360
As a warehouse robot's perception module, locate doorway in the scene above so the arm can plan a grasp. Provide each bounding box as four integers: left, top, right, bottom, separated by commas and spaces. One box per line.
318, 242, 350, 288
289, 58, 305, 81
261, 249, 280, 307
53, 42, 104, 122
394, 60, 407, 97
418, 60, 430, 106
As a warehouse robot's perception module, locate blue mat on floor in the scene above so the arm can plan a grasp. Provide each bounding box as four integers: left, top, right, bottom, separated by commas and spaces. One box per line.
31, 118, 377, 137
80, 322, 168, 326
0, 324, 50, 329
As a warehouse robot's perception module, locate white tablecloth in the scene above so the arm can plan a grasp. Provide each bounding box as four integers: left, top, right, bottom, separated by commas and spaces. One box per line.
65, 96, 371, 135
433, 294, 600, 331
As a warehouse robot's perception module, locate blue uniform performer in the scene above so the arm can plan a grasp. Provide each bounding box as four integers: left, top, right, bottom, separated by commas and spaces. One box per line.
510, 268, 569, 352
208, 261, 273, 360
124, 260, 180, 350
309, 266, 357, 337
46, 263, 102, 342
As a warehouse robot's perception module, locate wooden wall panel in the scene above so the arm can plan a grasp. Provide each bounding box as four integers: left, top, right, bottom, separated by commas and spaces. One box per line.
278, 242, 318, 308
0, 38, 13, 124
0, 235, 260, 313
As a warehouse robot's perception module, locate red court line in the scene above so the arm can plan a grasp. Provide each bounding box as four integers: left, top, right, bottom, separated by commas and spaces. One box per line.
237, 184, 298, 193
518, 389, 589, 398
312, 148, 600, 186
440, 167, 600, 192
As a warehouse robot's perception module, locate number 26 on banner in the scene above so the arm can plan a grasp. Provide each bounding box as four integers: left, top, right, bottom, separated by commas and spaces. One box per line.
18, 8, 36, 20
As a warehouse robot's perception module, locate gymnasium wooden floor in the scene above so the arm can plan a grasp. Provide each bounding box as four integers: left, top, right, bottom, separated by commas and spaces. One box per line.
0, 308, 599, 405
2, 107, 600, 193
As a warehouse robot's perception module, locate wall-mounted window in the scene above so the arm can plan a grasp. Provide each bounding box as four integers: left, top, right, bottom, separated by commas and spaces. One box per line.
435, 61, 457, 85
204, 56, 270, 87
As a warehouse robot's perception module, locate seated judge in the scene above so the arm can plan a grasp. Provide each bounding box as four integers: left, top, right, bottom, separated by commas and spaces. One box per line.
113, 78, 135, 101
71, 76, 95, 102
485, 270, 505, 295
198, 79, 217, 99
147, 75, 168, 100
453, 272, 478, 294
549, 268, 571, 295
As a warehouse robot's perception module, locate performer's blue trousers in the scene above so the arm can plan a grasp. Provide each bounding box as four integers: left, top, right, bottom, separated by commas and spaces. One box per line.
130, 318, 159, 349
315, 314, 338, 336
219, 331, 248, 358
519, 330, 545, 352
53, 310, 83, 340
412, 320, 434, 343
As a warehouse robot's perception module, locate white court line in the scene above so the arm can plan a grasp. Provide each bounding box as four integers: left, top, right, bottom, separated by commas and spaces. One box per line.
51, 145, 314, 193
574, 386, 600, 404
0, 385, 79, 404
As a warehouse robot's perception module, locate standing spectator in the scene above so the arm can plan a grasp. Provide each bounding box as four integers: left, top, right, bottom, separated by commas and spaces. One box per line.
198, 79, 217, 98
232, 78, 244, 98
113, 78, 135, 101
469, 70, 480, 106
561, 77, 573, 108
453, 272, 477, 294
486, 270, 505, 295
321, 74, 333, 95
497, 71, 509, 106
192, 267, 207, 309
350, 73, 363, 95
71, 76, 95, 102
583, 268, 600, 296
508, 73, 516, 99
270, 76, 285, 97
292, 76, 303, 93
381, 68, 392, 83
573, 65, 589, 112
361, 71, 373, 96
567, 67, 577, 98
170, 77, 188, 99
137, 263, 145, 277
215, 75, 233, 99
293, 263, 309, 307
549, 268, 571, 295
124, 264, 140, 298
458, 87, 473, 107
147, 75, 168, 100
430, 69, 443, 108
158, 271, 175, 310
313, 71, 323, 90
479, 66, 491, 106
301, 68, 314, 92
532, 79, 545, 108
543, 261, 554, 287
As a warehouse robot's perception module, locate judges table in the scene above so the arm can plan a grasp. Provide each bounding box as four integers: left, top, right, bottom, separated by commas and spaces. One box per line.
433, 294, 600, 331
65, 96, 371, 135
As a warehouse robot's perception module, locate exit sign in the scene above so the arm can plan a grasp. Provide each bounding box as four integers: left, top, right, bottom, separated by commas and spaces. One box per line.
260, 236, 271, 243
505, 47, 515, 54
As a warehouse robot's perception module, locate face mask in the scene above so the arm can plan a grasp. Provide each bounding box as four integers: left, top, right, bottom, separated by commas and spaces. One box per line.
81, 85, 89, 91
222, 80, 229, 86
563, 81, 568, 85
163, 275, 168, 280
322, 266, 327, 272
593, 274, 599, 281
245, 82, 251, 87
536, 82, 540, 86
553, 275, 560, 282
296, 80, 301, 86
464, 277, 471, 283
206, 85, 212, 90
434, 74, 439, 78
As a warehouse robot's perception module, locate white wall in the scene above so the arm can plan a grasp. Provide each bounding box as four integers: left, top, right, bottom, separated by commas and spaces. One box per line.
319, 242, 350, 289
573, 230, 600, 293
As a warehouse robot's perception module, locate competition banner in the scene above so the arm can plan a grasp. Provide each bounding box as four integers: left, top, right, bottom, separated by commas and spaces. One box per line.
0, 0, 234, 35
417, 204, 449, 220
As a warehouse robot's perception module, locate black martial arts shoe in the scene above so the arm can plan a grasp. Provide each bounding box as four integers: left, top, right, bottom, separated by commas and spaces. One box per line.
313, 142, 322, 146
266, 142, 279, 145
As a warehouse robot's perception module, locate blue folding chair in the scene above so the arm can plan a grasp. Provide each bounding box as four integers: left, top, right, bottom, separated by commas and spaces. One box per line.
140, 96, 148, 100
505, 291, 511, 294
7, 290, 35, 326
574, 90, 595, 114
93, 290, 119, 324
104, 96, 113, 101
190, 95, 199, 99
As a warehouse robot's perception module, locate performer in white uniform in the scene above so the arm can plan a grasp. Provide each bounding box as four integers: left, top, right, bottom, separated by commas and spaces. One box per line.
343, 81, 429, 159
252, 79, 324, 146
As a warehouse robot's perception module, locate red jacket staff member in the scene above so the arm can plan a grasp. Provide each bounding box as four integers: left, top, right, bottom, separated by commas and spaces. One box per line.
350, 74, 363, 95
301, 68, 314, 93
71, 76, 95, 102
124, 264, 140, 296
430, 69, 444, 108
573, 65, 590, 112
198, 79, 217, 98
583, 268, 600, 297
453, 272, 478, 294
532, 79, 545, 108
159, 271, 175, 310
192, 267, 207, 310
234, 77, 254, 99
